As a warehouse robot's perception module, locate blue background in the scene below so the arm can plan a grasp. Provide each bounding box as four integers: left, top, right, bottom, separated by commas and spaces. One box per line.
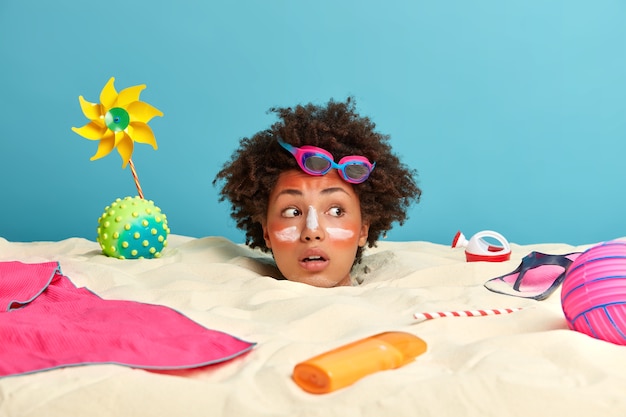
1, 0, 624, 246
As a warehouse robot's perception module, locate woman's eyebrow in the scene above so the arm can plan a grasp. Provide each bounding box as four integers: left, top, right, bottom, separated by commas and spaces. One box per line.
320, 187, 350, 196
275, 189, 303, 197
275, 187, 350, 198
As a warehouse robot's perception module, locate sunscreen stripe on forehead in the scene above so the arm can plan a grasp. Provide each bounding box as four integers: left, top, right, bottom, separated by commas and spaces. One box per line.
306, 206, 319, 230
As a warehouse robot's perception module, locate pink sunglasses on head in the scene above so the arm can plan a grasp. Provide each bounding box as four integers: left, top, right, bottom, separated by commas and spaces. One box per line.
277, 139, 375, 184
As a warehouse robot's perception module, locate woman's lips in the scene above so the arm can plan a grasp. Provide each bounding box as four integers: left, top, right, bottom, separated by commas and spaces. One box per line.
299, 250, 329, 272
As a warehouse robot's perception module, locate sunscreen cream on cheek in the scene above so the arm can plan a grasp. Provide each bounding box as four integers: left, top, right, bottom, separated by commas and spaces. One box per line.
325, 227, 355, 240
274, 226, 299, 242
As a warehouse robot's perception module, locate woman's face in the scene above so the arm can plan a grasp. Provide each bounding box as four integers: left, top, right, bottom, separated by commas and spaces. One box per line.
262, 169, 369, 287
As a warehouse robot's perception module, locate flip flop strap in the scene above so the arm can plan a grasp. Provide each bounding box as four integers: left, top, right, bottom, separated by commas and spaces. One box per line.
512, 252, 578, 291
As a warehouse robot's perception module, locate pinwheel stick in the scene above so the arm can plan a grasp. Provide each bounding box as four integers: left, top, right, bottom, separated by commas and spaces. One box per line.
127, 158, 144, 199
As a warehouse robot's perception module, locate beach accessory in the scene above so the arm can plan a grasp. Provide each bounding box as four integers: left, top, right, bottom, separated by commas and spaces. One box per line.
452, 230, 511, 262
0, 261, 255, 376
484, 251, 581, 300
414, 307, 523, 322
72, 77, 163, 174
277, 138, 375, 184
71, 77, 169, 259
97, 196, 169, 259
561, 240, 626, 346
293, 331, 426, 394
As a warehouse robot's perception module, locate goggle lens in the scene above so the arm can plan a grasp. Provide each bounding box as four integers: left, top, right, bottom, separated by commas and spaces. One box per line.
303, 154, 332, 173
344, 164, 369, 181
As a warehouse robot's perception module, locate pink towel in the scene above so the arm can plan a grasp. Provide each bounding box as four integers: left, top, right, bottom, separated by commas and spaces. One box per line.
0, 261, 255, 376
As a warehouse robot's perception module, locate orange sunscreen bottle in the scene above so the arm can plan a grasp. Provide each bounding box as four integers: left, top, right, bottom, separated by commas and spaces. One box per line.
292, 331, 427, 394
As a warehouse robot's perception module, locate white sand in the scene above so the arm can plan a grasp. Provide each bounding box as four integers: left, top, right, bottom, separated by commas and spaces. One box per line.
1, 235, 625, 417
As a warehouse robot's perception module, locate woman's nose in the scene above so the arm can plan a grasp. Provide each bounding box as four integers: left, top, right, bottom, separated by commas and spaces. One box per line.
301, 206, 325, 241
302, 227, 324, 241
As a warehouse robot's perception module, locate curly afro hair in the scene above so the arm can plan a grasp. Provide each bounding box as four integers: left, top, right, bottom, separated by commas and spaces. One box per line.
213, 97, 421, 263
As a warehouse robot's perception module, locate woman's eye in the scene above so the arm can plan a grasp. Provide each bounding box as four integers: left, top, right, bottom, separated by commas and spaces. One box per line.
327, 207, 344, 217
282, 207, 301, 218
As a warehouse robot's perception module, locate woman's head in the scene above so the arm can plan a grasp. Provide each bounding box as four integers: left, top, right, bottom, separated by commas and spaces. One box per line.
214, 98, 421, 286
263, 169, 369, 287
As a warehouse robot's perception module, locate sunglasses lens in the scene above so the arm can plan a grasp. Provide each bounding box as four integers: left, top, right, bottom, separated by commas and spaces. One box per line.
344, 164, 370, 181
303, 155, 332, 173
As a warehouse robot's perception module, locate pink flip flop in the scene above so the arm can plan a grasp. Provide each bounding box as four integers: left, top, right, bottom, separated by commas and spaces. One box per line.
484, 251, 582, 300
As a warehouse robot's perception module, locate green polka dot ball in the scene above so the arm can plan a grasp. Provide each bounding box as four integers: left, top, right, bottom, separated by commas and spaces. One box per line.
96, 196, 170, 259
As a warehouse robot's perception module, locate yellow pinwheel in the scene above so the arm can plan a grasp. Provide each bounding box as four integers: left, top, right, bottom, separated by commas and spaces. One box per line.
72, 77, 163, 168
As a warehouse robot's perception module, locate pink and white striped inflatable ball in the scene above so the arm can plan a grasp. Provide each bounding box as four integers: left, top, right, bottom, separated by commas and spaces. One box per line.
561, 240, 626, 345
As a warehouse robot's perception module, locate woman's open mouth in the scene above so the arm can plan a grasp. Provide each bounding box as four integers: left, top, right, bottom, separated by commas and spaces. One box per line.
299, 252, 329, 272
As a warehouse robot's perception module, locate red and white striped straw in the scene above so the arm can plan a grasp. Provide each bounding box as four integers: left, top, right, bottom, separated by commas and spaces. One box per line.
414, 307, 523, 322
